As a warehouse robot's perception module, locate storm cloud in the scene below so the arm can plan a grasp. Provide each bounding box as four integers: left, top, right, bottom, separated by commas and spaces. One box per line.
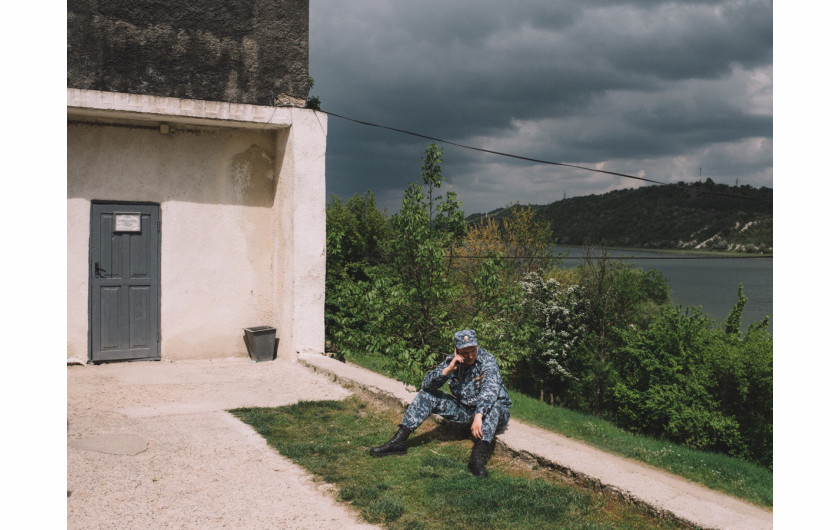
309, 0, 772, 215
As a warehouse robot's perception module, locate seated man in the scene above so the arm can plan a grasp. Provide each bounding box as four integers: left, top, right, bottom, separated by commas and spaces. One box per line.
369, 329, 513, 477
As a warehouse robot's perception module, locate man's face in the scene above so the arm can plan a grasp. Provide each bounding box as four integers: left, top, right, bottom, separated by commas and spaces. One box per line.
457, 346, 478, 365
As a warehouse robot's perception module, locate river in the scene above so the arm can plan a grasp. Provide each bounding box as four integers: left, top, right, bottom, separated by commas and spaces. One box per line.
554, 247, 773, 334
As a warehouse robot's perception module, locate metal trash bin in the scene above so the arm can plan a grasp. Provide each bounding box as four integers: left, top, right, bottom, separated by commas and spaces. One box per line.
244, 326, 277, 362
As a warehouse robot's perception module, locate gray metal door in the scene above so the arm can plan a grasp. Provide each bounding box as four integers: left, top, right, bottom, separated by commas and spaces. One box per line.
89, 203, 161, 362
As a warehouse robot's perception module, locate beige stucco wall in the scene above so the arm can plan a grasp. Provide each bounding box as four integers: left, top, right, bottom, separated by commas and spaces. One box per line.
67, 89, 326, 361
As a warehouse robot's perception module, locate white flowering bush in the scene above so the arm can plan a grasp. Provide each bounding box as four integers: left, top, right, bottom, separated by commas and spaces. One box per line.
518, 272, 588, 401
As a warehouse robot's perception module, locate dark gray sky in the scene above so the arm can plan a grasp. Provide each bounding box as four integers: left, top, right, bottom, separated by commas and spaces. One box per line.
310, 0, 772, 215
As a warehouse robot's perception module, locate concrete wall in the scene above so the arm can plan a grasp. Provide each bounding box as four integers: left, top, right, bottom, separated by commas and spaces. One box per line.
273, 110, 328, 361
67, 0, 310, 106
67, 89, 326, 361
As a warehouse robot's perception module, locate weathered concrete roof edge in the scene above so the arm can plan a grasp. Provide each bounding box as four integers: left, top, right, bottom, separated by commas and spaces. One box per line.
67, 88, 321, 129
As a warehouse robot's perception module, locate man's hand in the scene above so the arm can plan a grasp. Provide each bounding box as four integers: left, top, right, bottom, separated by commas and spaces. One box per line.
471, 414, 483, 439
442, 348, 464, 376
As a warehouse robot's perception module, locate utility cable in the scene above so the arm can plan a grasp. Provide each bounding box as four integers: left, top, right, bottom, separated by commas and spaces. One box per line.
450, 254, 772, 260
316, 109, 771, 203
339, 251, 772, 261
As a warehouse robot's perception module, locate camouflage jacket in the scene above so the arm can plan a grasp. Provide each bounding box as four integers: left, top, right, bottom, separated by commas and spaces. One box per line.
422, 348, 512, 416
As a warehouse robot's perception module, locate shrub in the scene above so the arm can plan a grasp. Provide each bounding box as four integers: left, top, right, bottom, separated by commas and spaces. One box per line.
612, 307, 743, 451
325, 192, 388, 359
611, 291, 772, 466
565, 249, 670, 415
514, 273, 588, 404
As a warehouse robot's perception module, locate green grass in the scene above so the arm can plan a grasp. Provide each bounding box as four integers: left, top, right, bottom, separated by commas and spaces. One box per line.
508, 390, 772, 507
231, 397, 689, 529
344, 351, 772, 508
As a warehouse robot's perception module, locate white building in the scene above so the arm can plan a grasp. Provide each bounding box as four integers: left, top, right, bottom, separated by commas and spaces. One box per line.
67, 89, 327, 363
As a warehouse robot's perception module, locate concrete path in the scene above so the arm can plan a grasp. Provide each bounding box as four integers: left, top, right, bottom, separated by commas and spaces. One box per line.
298, 354, 773, 530
67, 358, 378, 529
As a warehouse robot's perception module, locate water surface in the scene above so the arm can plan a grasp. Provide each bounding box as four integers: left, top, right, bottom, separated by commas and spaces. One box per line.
555, 247, 773, 333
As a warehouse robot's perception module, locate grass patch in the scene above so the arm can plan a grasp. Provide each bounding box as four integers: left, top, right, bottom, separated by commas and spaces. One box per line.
231, 396, 687, 529
509, 390, 772, 507
344, 351, 772, 508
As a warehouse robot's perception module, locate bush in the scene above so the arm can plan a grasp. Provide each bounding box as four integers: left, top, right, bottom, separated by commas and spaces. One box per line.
612, 307, 743, 450
325, 192, 388, 359
449, 206, 555, 382
610, 293, 772, 466
513, 273, 588, 404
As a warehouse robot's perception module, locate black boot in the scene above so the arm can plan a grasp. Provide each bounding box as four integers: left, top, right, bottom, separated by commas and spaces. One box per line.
370, 425, 411, 456
468, 439, 492, 477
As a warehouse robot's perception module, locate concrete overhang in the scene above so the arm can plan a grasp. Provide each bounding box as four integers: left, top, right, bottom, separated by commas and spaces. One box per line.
67, 88, 294, 131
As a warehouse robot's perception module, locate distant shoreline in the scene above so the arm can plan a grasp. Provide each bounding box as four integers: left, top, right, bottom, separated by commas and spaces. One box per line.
553, 245, 772, 258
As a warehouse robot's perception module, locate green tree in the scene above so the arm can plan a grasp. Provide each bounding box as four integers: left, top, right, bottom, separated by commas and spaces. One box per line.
725, 283, 747, 335
500, 205, 554, 279
711, 286, 773, 465
326, 192, 388, 283
571, 247, 670, 416
448, 205, 554, 381
421, 144, 444, 228
350, 144, 467, 385
325, 192, 388, 359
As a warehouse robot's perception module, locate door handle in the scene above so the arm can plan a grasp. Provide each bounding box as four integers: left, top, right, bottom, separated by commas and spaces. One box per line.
94, 262, 107, 278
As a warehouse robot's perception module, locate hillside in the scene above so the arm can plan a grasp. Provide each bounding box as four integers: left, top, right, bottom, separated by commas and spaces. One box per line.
467, 179, 772, 253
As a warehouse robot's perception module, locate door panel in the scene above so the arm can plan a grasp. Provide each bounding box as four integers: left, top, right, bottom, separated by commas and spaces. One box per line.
129, 286, 151, 348
90, 203, 160, 362
100, 286, 122, 350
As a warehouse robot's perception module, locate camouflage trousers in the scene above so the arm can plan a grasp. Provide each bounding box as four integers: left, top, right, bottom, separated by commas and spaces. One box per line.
400, 389, 510, 443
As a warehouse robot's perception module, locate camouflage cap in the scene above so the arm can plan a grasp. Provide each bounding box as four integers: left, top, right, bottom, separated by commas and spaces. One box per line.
454, 329, 478, 350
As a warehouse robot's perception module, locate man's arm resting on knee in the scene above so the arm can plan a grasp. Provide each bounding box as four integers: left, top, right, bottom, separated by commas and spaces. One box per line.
471, 413, 483, 439
474, 357, 504, 417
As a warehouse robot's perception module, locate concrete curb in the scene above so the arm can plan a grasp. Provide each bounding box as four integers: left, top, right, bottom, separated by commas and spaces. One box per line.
298, 354, 773, 530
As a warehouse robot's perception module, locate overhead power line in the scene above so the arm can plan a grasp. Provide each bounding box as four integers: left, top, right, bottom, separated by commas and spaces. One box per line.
316, 109, 770, 203
452, 254, 772, 260
344, 251, 772, 261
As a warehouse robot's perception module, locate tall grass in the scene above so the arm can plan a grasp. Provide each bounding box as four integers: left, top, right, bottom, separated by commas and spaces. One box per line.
344, 351, 772, 507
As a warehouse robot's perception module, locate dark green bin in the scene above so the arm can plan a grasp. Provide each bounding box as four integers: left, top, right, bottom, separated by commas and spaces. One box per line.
244, 326, 277, 362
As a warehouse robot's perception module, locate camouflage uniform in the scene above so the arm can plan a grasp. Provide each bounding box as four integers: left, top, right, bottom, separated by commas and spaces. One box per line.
401, 348, 512, 442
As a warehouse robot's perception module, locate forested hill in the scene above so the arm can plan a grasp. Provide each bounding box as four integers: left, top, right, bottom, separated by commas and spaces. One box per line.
467, 179, 772, 253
